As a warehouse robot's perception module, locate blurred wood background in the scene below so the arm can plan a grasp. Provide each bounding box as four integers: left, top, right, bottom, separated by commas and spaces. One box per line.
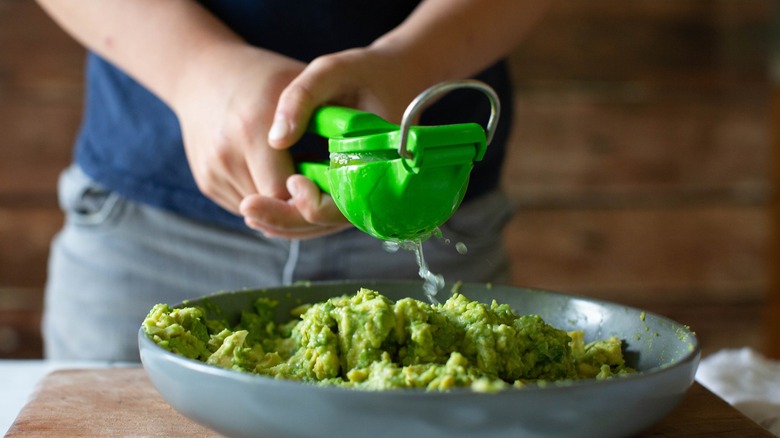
0, 1, 776, 359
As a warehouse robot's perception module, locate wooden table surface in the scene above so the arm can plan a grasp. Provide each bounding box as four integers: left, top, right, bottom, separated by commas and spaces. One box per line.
6, 367, 773, 437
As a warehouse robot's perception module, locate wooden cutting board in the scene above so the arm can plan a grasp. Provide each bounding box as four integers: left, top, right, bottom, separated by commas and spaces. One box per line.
6, 367, 773, 437
6, 367, 221, 437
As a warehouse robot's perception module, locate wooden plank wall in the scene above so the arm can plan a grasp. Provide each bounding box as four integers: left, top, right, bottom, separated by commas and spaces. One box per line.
504, 1, 774, 357
0, 0, 83, 358
0, 1, 775, 359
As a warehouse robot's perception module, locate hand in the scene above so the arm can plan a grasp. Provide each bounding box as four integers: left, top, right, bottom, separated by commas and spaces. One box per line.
240, 46, 427, 238
175, 44, 361, 239
266, 46, 425, 148
240, 174, 352, 239
173, 45, 303, 216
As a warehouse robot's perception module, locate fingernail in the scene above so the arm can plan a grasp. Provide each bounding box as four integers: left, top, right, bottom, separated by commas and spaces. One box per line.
268, 117, 289, 143
286, 178, 299, 198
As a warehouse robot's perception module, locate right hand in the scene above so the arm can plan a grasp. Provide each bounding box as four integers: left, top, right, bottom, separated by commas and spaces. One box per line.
172, 44, 306, 216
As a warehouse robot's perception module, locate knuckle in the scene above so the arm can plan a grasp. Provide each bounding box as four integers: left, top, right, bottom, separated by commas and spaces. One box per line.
281, 82, 315, 110
297, 207, 318, 224
229, 111, 262, 146
298, 202, 332, 226
195, 171, 220, 199
308, 54, 340, 72
210, 137, 234, 164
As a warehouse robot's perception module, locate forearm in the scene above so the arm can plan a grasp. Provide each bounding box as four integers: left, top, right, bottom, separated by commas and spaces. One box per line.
35, 0, 255, 109
372, 0, 550, 85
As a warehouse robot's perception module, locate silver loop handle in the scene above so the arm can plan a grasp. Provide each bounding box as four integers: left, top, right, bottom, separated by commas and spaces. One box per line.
398, 79, 501, 159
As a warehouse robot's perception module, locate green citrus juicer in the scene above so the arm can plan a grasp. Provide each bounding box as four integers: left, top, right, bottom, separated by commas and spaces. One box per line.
299, 79, 500, 241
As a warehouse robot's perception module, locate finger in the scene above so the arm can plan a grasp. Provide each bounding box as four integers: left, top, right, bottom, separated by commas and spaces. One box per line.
229, 160, 261, 197
217, 160, 259, 202
240, 194, 348, 239
247, 147, 295, 200
185, 131, 260, 206
189, 157, 251, 215
239, 194, 312, 230
286, 175, 350, 226
246, 217, 347, 239
203, 183, 245, 216
228, 108, 296, 200
267, 56, 347, 150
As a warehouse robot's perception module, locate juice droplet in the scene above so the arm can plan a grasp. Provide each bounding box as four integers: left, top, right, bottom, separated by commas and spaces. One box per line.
382, 240, 400, 253
455, 242, 468, 255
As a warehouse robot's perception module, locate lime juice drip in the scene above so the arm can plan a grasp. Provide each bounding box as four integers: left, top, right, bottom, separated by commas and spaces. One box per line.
383, 237, 444, 305
412, 241, 445, 304
442, 237, 469, 255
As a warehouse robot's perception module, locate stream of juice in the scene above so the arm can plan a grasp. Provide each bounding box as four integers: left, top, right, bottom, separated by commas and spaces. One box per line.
384, 232, 463, 305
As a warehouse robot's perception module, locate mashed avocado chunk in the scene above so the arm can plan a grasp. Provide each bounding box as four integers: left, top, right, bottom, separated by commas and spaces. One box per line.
143, 288, 634, 391
143, 304, 211, 361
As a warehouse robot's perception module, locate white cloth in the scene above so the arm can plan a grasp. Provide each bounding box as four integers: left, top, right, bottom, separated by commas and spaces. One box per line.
696, 348, 780, 436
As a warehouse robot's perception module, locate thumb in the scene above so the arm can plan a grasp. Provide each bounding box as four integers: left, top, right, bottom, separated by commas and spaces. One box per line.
267, 56, 346, 149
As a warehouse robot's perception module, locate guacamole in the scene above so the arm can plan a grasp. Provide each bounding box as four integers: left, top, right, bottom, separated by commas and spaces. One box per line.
143, 288, 633, 392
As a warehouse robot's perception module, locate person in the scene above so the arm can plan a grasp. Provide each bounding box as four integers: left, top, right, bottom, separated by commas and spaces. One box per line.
36, 0, 549, 361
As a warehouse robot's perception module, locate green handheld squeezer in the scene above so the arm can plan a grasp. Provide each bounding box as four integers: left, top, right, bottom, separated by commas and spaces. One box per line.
300, 79, 500, 241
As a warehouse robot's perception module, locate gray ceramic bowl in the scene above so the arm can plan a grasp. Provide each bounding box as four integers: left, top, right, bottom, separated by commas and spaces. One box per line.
139, 280, 700, 438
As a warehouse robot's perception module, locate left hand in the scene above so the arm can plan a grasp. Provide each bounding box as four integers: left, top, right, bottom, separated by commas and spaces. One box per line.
240, 174, 352, 238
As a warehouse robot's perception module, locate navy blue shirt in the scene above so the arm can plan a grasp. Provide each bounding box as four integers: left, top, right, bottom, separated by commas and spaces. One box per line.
74, 0, 512, 230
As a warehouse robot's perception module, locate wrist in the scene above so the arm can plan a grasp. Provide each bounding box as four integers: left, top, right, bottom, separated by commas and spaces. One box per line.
366, 38, 442, 100
169, 39, 246, 112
